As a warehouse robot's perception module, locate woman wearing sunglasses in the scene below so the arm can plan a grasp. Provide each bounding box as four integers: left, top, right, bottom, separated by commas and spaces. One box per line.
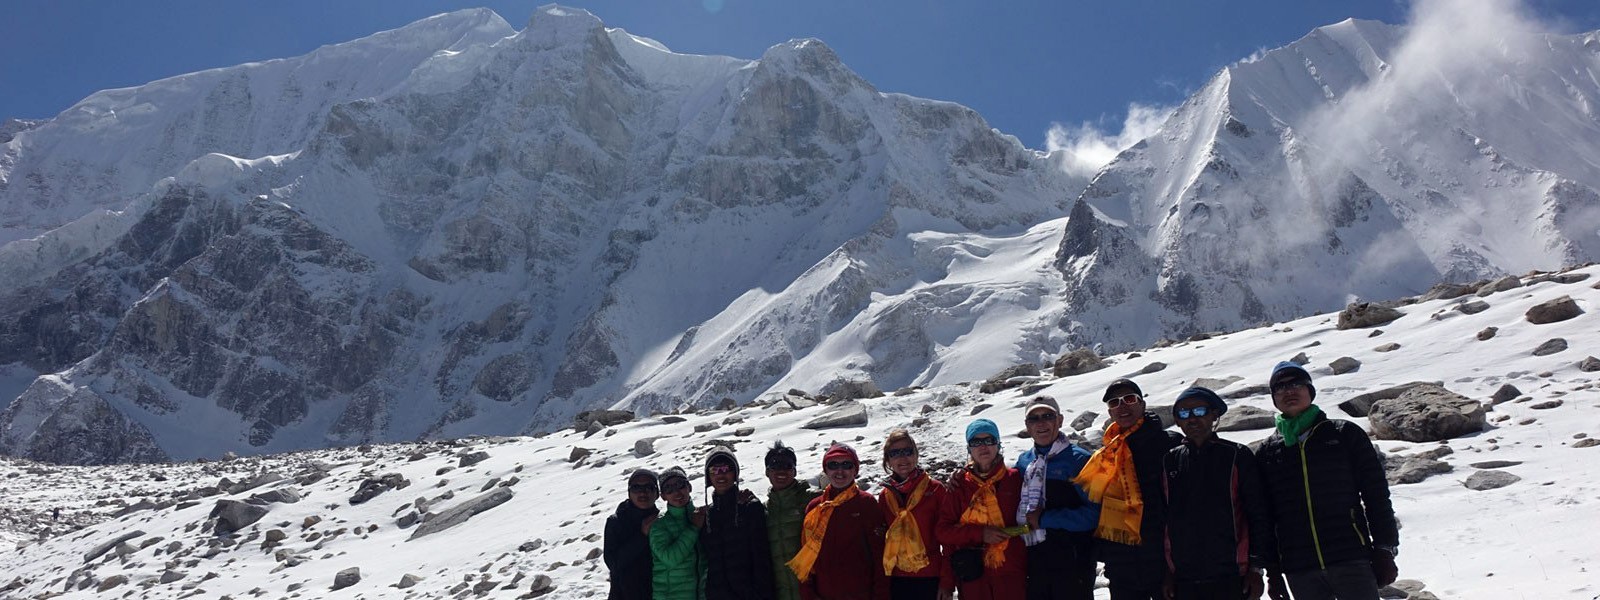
1161, 387, 1275, 600
652, 467, 708, 600
606, 469, 661, 600
787, 443, 888, 600
876, 429, 954, 600
936, 419, 1026, 600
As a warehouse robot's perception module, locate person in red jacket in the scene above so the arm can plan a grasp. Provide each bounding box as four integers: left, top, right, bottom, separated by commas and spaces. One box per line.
937, 418, 1027, 600
788, 443, 889, 600
876, 429, 955, 600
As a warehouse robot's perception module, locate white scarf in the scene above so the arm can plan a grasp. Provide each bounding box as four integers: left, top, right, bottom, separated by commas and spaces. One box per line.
1016, 435, 1073, 546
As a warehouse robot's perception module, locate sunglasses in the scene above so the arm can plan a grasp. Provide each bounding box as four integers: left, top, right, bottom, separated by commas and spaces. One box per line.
1272, 379, 1310, 394
766, 461, 796, 471
1025, 411, 1057, 424
824, 461, 857, 472
885, 447, 916, 459
661, 480, 690, 493
628, 483, 658, 494
967, 436, 998, 448
1174, 406, 1211, 420
708, 464, 736, 476
1104, 393, 1142, 407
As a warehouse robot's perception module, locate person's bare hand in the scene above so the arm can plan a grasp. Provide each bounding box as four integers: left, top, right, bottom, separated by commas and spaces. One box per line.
690, 507, 707, 529
981, 526, 1009, 545
1025, 509, 1042, 531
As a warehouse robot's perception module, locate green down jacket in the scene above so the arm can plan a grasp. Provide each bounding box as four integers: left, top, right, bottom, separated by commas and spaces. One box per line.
651, 502, 706, 600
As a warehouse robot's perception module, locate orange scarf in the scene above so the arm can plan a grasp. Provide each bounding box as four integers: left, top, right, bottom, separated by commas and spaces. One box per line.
881, 475, 933, 575
1073, 418, 1145, 545
960, 464, 1009, 569
788, 483, 859, 582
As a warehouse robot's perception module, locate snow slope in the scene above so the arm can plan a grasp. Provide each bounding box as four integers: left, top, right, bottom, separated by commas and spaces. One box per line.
1, 264, 1596, 599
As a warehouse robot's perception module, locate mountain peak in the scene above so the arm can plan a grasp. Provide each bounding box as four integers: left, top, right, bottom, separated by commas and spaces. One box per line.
527, 4, 606, 40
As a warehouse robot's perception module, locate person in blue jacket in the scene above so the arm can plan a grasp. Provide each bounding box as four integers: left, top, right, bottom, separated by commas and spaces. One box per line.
1014, 395, 1100, 600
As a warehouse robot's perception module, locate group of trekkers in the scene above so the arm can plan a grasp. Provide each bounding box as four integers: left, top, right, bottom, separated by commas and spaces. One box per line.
604, 361, 1399, 600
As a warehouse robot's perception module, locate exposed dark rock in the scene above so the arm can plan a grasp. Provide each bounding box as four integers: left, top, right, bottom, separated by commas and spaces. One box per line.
96, 575, 129, 592
1052, 347, 1107, 377
1421, 282, 1475, 301
1581, 356, 1600, 372
822, 378, 882, 401
568, 448, 592, 463
408, 488, 514, 540
1530, 400, 1563, 410
1491, 384, 1522, 405
1337, 302, 1403, 330
1216, 405, 1276, 432
1476, 275, 1521, 297
1476, 327, 1498, 341
1463, 470, 1520, 491
1338, 381, 1442, 417
1525, 295, 1583, 324
1386, 457, 1451, 485
1368, 384, 1486, 442
801, 401, 869, 430
349, 473, 409, 505
458, 451, 490, 468
1532, 338, 1567, 356
1455, 299, 1490, 315
84, 530, 146, 563
211, 500, 269, 535
332, 567, 361, 590
395, 574, 424, 589
1138, 362, 1168, 374
1069, 412, 1098, 432
573, 410, 634, 432
1373, 343, 1401, 353
1329, 357, 1361, 375
1469, 460, 1522, 469
980, 363, 1040, 393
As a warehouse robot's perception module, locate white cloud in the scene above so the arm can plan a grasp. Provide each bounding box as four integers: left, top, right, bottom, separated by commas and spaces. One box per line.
1045, 102, 1175, 179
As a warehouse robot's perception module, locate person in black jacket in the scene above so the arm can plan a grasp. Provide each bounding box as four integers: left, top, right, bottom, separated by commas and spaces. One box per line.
701, 448, 776, 600
605, 469, 661, 600
1161, 387, 1275, 600
1081, 378, 1182, 600
1256, 362, 1398, 600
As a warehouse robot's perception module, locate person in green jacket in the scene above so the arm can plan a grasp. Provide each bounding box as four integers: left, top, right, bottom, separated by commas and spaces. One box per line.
764, 442, 819, 600
652, 466, 707, 600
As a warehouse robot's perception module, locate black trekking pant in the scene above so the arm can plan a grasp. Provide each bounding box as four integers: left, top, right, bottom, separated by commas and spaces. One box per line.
1104, 559, 1165, 600
889, 576, 941, 600
1173, 576, 1245, 600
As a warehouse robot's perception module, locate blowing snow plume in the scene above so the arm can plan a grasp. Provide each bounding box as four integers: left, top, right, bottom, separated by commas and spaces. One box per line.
1046, 102, 1175, 179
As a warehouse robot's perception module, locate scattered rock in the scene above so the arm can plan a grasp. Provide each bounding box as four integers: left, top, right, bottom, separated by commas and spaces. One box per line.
574, 410, 635, 432
800, 401, 869, 430
159, 570, 187, 584
1329, 357, 1361, 375
528, 574, 554, 593
1464, 470, 1521, 491
1421, 282, 1475, 301
1368, 384, 1486, 442
1193, 376, 1243, 391
1455, 300, 1490, 315
211, 500, 269, 535
821, 378, 883, 401
96, 575, 128, 592
518, 540, 544, 552
331, 567, 361, 590
396, 574, 424, 589
1530, 400, 1563, 410
1338, 381, 1441, 418
1221, 384, 1270, 400
1138, 362, 1168, 374
408, 488, 515, 540
1052, 347, 1107, 377
734, 427, 755, 437
1288, 352, 1310, 365
633, 439, 656, 457
1387, 457, 1452, 485
979, 364, 1040, 394
1477, 275, 1521, 297
250, 487, 302, 505
458, 451, 491, 468
693, 423, 719, 433
1469, 460, 1522, 469
1532, 338, 1568, 356
1368, 329, 1384, 337
1216, 405, 1276, 432
1373, 343, 1401, 353
969, 403, 991, 416
568, 448, 592, 463
1579, 356, 1600, 372
1490, 384, 1522, 405
1476, 327, 1498, 341
1525, 295, 1583, 324
1573, 438, 1600, 448
349, 473, 409, 505
1337, 302, 1403, 330
1069, 412, 1098, 432
84, 530, 146, 563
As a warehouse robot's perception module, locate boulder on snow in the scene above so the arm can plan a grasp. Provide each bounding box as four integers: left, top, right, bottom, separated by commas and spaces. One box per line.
408, 488, 515, 540
1329, 357, 1361, 375
1532, 338, 1567, 356
349, 473, 409, 505
1525, 295, 1583, 324
1338, 381, 1441, 417
1455, 299, 1490, 315
633, 438, 656, 456
1052, 347, 1107, 377
332, 567, 361, 590
458, 450, 490, 468
980, 363, 1041, 393
83, 530, 146, 563
1476, 326, 1498, 341
211, 500, 269, 535
1476, 275, 1522, 297
1580, 356, 1600, 372
1336, 302, 1403, 330
1386, 457, 1452, 485
1216, 405, 1276, 432
1373, 343, 1401, 353
574, 410, 635, 432
1368, 384, 1486, 442
801, 401, 869, 430
821, 378, 883, 401
1490, 384, 1522, 405
1463, 470, 1520, 491
1421, 282, 1476, 301
1069, 411, 1098, 432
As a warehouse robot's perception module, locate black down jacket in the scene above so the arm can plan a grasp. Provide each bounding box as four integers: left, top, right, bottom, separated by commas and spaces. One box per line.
701, 489, 775, 600
1255, 413, 1398, 573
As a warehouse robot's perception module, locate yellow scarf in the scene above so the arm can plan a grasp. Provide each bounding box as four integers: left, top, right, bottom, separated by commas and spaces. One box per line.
1073, 418, 1145, 545
960, 464, 1009, 569
881, 474, 933, 575
788, 483, 859, 582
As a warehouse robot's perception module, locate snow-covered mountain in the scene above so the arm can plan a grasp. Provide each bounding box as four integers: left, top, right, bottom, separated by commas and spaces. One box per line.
2, 265, 1596, 600
1057, 19, 1600, 346
2, 7, 1599, 465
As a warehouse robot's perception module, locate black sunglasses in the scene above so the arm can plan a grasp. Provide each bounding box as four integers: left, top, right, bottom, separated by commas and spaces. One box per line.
885, 447, 916, 459
967, 436, 998, 448
824, 461, 857, 471
661, 480, 690, 493
1174, 406, 1211, 420
1104, 393, 1142, 407
1272, 379, 1310, 394
628, 483, 659, 493
1025, 411, 1057, 424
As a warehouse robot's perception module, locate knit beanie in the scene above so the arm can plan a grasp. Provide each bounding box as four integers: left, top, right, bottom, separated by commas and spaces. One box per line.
965, 418, 1000, 442
704, 448, 739, 485
1174, 386, 1227, 417
1269, 361, 1317, 400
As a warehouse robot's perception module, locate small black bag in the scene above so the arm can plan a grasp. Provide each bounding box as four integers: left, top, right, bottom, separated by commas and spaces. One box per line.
950, 547, 985, 582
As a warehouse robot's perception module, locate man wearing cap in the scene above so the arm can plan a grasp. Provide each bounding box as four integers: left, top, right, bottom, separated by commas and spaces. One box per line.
703, 448, 776, 600
1161, 387, 1275, 600
1256, 362, 1398, 600
1014, 396, 1099, 600
1073, 378, 1182, 600
605, 469, 660, 600
766, 443, 820, 600
788, 443, 888, 600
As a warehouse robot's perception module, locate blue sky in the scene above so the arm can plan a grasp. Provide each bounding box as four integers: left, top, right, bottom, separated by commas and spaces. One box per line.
4, 0, 1599, 149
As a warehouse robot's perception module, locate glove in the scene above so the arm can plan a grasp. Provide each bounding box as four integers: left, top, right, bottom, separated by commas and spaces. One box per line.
1371, 547, 1399, 587
1265, 570, 1290, 600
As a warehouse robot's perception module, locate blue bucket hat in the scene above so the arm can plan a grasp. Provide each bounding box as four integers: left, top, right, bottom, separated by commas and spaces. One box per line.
1174, 387, 1227, 417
